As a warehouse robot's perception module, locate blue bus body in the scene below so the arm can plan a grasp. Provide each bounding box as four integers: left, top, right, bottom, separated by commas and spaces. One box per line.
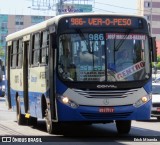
8, 75, 152, 121
5, 14, 156, 134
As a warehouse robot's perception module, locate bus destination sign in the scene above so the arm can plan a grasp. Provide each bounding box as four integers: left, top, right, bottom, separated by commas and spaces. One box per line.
69, 17, 141, 28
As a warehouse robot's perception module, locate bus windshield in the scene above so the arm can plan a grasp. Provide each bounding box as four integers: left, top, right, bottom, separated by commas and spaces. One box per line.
58, 32, 150, 82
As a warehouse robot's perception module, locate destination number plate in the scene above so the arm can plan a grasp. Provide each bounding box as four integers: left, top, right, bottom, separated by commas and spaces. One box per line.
99, 107, 114, 113
157, 108, 160, 112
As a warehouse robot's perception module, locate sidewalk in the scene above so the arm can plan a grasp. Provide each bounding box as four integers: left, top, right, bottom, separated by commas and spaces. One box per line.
0, 97, 16, 121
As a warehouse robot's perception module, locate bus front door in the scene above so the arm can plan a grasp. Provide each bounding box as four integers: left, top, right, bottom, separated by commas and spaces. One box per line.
23, 40, 29, 113
6, 44, 12, 109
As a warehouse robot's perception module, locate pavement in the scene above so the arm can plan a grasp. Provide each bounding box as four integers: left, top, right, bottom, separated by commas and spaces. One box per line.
0, 97, 16, 121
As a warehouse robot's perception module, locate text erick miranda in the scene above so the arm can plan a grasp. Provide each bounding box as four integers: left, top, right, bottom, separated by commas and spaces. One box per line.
134, 137, 158, 142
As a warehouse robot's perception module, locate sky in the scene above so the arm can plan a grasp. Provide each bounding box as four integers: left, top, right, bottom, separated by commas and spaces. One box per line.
0, 0, 138, 16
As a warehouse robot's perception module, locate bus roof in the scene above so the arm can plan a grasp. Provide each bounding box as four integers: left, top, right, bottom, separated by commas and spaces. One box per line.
6, 13, 145, 42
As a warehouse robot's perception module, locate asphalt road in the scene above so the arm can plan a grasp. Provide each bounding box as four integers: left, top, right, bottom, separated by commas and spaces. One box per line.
0, 97, 160, 145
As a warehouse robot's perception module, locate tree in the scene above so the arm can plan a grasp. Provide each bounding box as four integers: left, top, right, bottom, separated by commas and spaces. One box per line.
0, 47, 5, 57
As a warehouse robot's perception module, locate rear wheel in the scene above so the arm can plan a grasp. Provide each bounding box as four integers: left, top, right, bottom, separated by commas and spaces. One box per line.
16, 96, 25, 125
116, 120, 131, 134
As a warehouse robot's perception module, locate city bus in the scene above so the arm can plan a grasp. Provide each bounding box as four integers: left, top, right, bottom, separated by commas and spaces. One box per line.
5, 13, 157, 134
0, 59, 5, 97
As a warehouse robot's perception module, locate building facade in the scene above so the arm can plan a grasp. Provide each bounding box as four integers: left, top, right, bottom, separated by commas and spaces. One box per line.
0, 14, 52, 60
138, 0, 160, 40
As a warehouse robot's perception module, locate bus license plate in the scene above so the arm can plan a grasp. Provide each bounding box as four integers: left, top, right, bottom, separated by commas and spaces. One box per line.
99, 107, 114, 113
157, 108, 160, 112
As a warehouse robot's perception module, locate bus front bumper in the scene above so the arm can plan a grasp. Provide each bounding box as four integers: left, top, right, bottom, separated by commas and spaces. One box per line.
56, 99, 151, 122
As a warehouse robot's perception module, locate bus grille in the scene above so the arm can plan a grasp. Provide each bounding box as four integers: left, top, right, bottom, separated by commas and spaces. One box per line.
72, 89, 138, 98
81, 112, 132, 120
152, 103, 160, 107
151, 111, 160, 115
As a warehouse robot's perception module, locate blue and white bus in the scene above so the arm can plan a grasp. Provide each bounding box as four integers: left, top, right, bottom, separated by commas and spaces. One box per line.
5, 13, 157, 134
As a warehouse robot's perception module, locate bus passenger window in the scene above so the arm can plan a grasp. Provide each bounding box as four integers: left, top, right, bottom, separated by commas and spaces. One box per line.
41, 31, 49, 64
17, 39, 23, 68
32, 33, 40, 65
11, 41, 18, 68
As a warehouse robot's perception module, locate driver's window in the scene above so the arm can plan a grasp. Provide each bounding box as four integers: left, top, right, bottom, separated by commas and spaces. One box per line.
59, 36, 72, 71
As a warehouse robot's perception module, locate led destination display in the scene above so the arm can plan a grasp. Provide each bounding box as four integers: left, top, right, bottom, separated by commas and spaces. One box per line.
69, 17, 143, 28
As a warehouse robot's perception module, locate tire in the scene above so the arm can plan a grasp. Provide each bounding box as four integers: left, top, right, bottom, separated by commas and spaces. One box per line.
116, 120, 131, 134
16, 96, 26, 125
45, 108, 60, 134
45, 108, 53, 134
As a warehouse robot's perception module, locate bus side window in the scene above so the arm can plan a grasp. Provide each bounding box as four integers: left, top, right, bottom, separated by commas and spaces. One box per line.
41, 31, 49, 64
11, 40, 18, 68
17, 39, 23, 68
32, 33, 40, 66
10, 47, 12, 68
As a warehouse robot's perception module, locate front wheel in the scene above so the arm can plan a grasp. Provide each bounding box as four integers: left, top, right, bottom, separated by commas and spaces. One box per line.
45, 108, 60, 134
45, 108, 53, 134
116, 120, 131, 134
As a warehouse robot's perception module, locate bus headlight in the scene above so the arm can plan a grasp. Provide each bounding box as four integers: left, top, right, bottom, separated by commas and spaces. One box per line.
62, 96, 69, 104
2, 85, 5, 91
58, 95, 79, 109
2, 75, 5, 81
133, 94, 151, 108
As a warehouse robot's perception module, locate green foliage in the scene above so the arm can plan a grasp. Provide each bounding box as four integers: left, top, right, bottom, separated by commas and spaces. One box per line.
153, 56, 160, 69
158, 56, 160, 62
0, 48, 5, 57
156, 62, 160, 69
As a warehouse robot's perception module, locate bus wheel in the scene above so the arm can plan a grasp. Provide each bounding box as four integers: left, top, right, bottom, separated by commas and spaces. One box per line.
16, 96, 25, 125
116, 120, 131, 134
45, 108, 53, 134
157, 117, 160, 120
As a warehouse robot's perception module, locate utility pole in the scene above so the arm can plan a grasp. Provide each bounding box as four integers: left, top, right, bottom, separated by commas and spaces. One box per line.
59, 0, 63, 15
150, 0, 152, 36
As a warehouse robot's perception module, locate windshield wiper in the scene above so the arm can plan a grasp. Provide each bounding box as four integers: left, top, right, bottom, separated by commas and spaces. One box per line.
75, 29, 92, 54
114, 28, 132, 51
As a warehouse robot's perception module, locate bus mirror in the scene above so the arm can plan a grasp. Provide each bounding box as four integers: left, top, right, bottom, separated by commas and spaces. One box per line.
2, 66, 5, 72
150, 37, 157, 62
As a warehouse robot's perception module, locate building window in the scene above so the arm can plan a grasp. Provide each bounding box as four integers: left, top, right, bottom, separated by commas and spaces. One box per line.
1, 22, 7, 29
15, 15, 24, 31
15, 22, 24, 25
144, 2, 151, 8
31, 16, 45, 24
144, 15, 151, 21
15, 15, 24, 25
1, 35, 6, 44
